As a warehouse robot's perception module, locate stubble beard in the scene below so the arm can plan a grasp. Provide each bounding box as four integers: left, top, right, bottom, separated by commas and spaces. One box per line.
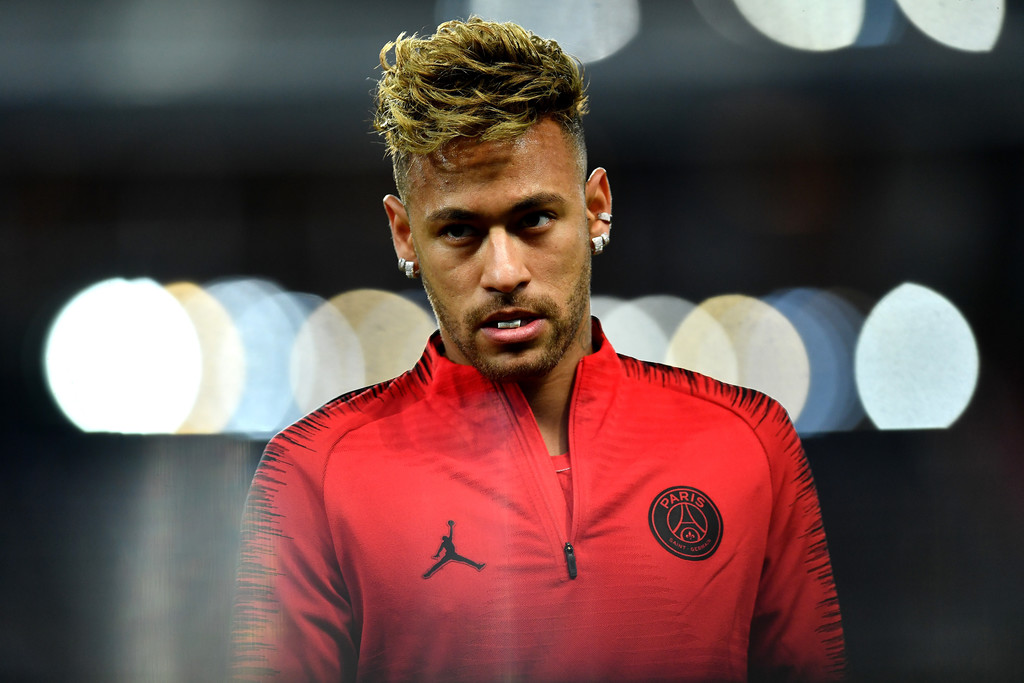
424, 258, 592, 382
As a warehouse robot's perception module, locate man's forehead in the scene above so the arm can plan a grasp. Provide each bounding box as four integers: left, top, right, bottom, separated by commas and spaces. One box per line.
412, 134, 527, 184
403, 120, 579, 205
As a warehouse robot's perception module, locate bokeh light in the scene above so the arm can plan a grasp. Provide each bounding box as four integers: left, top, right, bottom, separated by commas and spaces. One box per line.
595, 297, 669, 364
733, 0, 865, 52
666, 302, 740, 386
166, 281, 245, 434
43, 278, 202, 433
41, 279, 982, 435
687, 294, 810, 420
598, 295, 703, 365
631, 295, 699, 344
855, 282, 979, 429
291, 299, 366, 415
326, 289, 437, 386
896, 0, 1003, 52
765, 288, 865, 434
205, 278, 315, 436
589, 295, 623, 321
437, 0, 640, 64
590, 295, 661, 362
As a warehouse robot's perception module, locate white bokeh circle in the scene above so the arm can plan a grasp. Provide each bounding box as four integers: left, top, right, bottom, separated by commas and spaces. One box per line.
44, 278, 202, 433
856, 282, 979, 429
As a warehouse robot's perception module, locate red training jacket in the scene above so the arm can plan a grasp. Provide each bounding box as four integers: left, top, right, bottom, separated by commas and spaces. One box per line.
231, 321, 845, 681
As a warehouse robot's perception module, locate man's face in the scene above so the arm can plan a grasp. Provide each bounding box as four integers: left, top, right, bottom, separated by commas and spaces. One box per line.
385, 118, 611, 382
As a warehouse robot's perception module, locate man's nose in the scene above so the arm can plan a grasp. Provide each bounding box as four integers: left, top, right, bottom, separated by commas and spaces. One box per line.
479, 229, 530, 293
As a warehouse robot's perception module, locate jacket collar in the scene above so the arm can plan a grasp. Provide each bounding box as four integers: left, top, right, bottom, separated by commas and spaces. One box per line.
416, 318, 623, 437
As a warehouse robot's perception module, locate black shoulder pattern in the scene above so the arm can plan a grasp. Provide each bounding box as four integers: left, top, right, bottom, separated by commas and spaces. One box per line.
617, 354, 777, 428
231, 351, 435, 680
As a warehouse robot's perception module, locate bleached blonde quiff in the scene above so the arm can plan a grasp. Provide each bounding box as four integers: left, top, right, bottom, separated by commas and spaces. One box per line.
374, 17, 589, 198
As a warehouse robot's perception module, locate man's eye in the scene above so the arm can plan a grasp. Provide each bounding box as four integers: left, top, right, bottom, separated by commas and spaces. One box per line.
442, 225, 474, 240
521, 213, 553, 229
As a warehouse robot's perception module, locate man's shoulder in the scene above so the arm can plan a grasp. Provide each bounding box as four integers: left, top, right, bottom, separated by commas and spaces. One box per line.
269, 363, 430, 454
615, 354, 793, 431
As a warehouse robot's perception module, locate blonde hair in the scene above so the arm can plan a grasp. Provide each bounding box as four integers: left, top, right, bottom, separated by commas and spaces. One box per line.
374, 17, 589, 198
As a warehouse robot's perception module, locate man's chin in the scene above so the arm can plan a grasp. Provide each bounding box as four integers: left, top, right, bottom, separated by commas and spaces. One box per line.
471, 348, 559, 383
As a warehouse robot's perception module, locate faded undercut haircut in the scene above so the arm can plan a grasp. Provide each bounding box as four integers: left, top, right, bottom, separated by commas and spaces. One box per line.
374, 17, 590, 201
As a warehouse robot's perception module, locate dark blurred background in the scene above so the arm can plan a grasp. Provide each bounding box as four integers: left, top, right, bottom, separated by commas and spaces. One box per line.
2, 1, 1022, 680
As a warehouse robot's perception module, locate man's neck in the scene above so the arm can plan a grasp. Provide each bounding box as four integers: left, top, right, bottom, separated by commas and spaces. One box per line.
515, 316, 594, 455
518, 370, 575, 456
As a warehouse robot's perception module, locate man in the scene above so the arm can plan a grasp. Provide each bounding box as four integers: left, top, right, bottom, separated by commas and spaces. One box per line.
232, 17, 845, 682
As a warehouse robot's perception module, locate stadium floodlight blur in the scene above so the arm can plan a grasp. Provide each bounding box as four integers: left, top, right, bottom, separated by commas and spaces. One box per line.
325, 289, 438, 387
856, 283, 979, 430
42, 278, 979, 436
896, 0, 1004, 52
733, 0, 865, 52
166, 281, 245, 434
687, 294, 812, 421
0, 0, 1007, 116
43, 278, 202, 434
765, 288, 865, 435
695, 0, 1003, 52
594, 295, 682, 367
290, 298, 366, 417
436, 0, 640, 64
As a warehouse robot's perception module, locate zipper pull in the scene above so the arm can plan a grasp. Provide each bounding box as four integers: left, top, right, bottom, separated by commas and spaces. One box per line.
563, 542, 578, 579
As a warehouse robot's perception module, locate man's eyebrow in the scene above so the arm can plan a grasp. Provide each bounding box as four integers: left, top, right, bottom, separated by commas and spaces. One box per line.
510, 193, 566, 214
425, 207, 477, 224
424, 192, 567, 224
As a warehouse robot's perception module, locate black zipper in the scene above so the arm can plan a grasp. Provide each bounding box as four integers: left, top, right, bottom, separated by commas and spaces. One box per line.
563, 542, 578, 579
496, 383, 582, 582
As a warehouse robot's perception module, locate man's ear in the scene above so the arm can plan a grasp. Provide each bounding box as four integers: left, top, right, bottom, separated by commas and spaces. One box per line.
585, 167, 612, 240
383, 194, 417, 261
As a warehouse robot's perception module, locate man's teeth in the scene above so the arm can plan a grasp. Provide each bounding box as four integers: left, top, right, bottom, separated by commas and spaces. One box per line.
496, 319, 522, 329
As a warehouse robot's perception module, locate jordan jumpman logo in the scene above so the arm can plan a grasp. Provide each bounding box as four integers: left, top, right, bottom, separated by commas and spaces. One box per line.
422, 520, 486, 579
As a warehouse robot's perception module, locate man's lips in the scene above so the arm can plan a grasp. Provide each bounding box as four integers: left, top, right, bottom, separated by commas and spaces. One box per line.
480, 311, 540, 329
479, 311, 545, 344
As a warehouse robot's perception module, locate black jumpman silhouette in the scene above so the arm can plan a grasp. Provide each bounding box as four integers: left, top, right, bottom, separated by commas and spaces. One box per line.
422, 520, 486, 579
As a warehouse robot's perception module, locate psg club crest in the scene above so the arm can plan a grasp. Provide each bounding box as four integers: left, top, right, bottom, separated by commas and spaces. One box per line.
649, 486, 723, 560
